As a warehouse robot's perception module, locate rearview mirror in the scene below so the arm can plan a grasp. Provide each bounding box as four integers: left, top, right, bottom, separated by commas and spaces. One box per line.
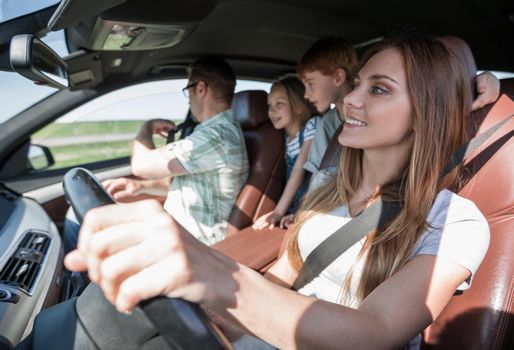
10, 34, 69, 89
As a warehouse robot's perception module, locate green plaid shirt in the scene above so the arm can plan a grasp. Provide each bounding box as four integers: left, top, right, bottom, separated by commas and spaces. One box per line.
164, 109, 249, 244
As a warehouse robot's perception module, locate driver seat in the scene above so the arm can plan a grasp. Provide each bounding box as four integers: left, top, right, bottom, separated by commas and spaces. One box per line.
421, 38, 514, 350
421, 96, 514, 349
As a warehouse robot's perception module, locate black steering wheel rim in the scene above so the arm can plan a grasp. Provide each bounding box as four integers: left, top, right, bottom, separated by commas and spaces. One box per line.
62, 167, 231, 350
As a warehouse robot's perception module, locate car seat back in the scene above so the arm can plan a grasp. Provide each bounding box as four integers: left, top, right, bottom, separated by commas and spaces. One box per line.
420, 39, 514, 350
228, 90, 285, 236
423, 94, 514, 349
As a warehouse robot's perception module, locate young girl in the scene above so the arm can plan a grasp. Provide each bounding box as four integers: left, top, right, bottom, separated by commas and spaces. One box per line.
253, 77, 320, 230
66, 34, 490, 350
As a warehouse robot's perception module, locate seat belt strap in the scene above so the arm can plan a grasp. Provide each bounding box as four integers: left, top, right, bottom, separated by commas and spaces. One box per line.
441, 114, 512, 177
293, 114, 512, 291
293, 199, 401, 290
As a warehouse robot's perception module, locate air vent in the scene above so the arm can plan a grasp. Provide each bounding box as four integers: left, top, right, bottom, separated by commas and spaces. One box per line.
0, 231, 50, 294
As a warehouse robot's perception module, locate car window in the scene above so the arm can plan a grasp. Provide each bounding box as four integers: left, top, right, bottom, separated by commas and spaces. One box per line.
31, 79, 271, 170
0, 30, 68, 125
486, 71, 514, 79
0, 0, 59, 24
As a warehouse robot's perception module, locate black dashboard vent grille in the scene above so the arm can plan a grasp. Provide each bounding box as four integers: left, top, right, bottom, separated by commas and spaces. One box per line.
0, 231, 50, 293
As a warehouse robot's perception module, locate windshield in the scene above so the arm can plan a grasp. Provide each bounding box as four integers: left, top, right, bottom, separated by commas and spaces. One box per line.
0, 0, 59, 24
0, 30, 68, 125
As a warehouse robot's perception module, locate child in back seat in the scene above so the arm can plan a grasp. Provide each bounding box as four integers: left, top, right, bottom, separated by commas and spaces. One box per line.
253, 77, 320, 230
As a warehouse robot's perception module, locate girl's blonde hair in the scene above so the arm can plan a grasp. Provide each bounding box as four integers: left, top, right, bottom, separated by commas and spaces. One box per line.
287, 34, 470, 303
271, 77, 317, 125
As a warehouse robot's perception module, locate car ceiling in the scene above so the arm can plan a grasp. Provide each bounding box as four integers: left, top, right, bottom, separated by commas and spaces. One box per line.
0, 0, 513, 86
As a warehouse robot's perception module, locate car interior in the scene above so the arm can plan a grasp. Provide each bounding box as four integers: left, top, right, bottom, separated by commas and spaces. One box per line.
0, 0, 512, 349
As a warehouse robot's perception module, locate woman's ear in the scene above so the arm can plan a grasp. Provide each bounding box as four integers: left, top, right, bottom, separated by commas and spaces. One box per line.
333, 68, 347, 87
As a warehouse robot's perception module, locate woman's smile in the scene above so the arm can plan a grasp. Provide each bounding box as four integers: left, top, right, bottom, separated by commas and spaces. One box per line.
343, 116, 367, 127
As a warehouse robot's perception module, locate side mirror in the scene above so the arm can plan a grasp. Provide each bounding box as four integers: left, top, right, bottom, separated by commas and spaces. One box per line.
29, 144, 55, 171
10, 34, 69, 89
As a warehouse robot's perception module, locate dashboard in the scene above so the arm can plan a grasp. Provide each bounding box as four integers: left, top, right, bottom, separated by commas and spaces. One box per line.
0, 186, 63, 349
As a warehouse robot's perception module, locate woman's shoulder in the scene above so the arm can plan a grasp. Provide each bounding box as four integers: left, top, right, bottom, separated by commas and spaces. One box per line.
413, 189, 490, 289
427, 189, 488, 227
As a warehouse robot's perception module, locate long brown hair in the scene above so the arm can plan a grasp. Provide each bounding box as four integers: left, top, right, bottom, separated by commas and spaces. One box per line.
287, 34, 470, 303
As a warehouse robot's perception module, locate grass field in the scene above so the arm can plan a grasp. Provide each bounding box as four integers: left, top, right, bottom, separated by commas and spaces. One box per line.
33, 120, 147, 139
31, 120, 177, 169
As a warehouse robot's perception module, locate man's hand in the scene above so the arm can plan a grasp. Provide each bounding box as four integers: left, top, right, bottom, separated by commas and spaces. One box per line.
102, 178, 142, 200
132, 119, 184, 179
145, 119, 177, 138
472, 71, 500, 111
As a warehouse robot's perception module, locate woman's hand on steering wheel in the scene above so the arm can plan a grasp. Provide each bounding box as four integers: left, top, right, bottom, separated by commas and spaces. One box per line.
64, 200, 238, 314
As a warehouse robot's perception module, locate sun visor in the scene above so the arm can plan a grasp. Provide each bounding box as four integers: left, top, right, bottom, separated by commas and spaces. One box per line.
48, 0, 127, 31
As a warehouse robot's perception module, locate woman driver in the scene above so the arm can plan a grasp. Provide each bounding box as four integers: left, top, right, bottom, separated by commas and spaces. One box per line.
65, 34, 489, 349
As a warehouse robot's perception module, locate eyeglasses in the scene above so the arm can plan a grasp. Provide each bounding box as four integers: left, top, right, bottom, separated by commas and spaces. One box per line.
182, 81, 208, 98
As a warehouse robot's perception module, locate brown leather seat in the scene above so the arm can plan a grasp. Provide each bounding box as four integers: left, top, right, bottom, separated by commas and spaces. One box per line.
227, 90, 285, 236
422, 93, 513, 350
419, 38, 514, 350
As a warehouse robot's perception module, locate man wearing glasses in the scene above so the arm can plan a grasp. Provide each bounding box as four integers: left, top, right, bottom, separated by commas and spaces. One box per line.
63, 56, 249, 250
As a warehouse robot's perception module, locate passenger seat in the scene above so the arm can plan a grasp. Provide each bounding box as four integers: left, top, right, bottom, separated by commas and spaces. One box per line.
228, 90, 285, 236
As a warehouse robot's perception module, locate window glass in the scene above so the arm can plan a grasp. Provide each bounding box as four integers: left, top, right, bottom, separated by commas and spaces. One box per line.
41, 29, 69, 57
478, 70, 514, 80
0, 30, 68, 124
0, 0, 59, 24
31, 79, 271, 170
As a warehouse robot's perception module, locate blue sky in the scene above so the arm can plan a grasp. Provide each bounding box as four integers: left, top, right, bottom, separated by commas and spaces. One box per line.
0, 0, 59, 23
0, 29, 69, 123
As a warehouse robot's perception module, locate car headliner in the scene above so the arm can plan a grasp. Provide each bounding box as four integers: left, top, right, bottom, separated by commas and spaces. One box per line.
0, 0, 513, 85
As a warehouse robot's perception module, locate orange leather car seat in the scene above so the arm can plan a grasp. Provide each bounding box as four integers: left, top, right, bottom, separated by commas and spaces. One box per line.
227, 90, 285, 236
422, 100, 514, 349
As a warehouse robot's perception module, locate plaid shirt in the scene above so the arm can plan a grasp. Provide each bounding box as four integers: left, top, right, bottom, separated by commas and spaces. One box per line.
164, 109, 249, 244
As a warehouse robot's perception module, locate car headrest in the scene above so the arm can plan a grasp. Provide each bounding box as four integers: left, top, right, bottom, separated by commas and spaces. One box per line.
232, 90, 269, 129
437, 35, 477, 109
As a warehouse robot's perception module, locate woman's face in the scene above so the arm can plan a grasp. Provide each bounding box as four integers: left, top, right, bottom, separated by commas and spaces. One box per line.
268, 85, 293, 130
339, 48, 414, 152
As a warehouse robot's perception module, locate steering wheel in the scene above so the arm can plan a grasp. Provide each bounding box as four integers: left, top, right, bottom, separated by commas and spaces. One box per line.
63, 167, 232, 350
